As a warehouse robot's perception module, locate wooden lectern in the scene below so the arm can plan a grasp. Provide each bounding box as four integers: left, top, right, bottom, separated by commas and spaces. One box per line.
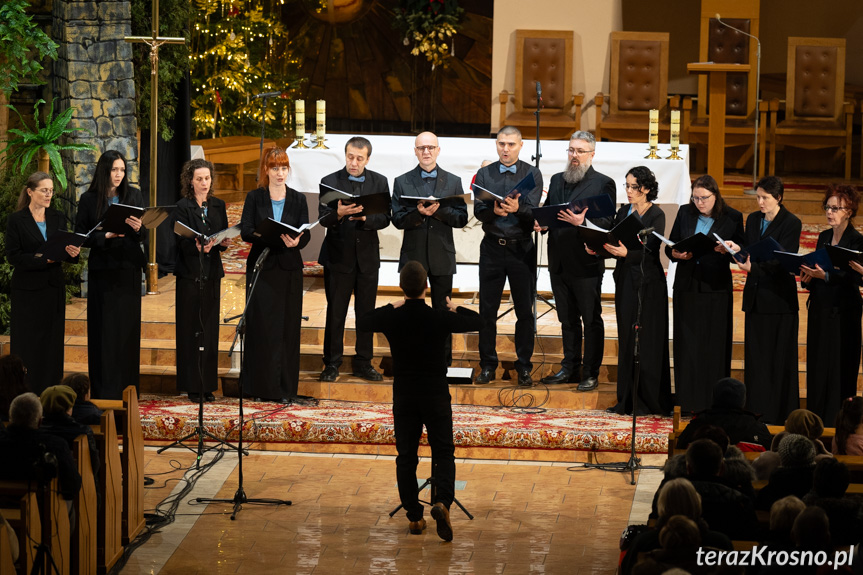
687, 62, 751, 191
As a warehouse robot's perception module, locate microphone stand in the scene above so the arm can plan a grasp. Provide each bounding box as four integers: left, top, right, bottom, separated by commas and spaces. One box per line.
530, 82, 555, 329
716, 16, 761, 195
256, 93, 280, 181
196, 247, 292, 519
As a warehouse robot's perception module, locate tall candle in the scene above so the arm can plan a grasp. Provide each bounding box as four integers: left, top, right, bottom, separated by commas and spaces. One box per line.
316, 99, 325, 139
670, 109, 680, 149
295, 100, 305, 139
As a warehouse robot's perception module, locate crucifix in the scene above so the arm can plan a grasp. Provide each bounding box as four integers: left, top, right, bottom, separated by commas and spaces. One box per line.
125, 0, 185, 294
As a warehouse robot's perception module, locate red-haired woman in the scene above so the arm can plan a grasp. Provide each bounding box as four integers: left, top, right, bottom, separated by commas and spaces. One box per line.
239, 148, 310, 403
802, 184, 863, 425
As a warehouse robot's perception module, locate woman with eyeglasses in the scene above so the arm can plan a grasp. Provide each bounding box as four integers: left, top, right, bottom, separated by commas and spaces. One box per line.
240, 147, 311, 404
800, 185, 862, 425
666, 175, 744, 415
720, 176, 801, 424
5, 172, 80, 394
75, 150, 146, 400
601, 166, 671, 416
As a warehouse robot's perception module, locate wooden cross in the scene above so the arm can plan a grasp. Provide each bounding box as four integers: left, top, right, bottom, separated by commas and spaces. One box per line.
125, 0, 185, 294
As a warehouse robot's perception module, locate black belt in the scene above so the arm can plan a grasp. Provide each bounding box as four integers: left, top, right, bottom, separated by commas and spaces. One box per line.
487, 235, 531, 246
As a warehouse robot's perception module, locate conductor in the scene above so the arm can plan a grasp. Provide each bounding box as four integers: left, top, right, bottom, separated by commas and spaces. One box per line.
357, 261, 484, 542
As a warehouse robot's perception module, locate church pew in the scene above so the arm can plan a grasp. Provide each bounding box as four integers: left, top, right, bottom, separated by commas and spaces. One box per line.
93, 385, 145, 544
90, 410, 123, 574
0, 478, 71, 575
0, 519, 16, 574
71, 435, 97, 575
0, 491, 39, 575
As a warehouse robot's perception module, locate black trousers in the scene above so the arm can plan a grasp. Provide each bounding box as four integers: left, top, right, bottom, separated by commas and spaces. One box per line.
478, 237, 535, 372
549, 270, 604, 378
393, 389, 455, 521
322, 266, 378, 368
429, 273, 454, 365
10, 281, 65, 396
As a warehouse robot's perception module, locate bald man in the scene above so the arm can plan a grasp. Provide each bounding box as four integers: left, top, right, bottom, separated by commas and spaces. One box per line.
391, 132, 468, 364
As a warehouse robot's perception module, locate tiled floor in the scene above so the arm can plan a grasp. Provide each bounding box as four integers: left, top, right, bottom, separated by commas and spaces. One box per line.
119, 447, 663, 574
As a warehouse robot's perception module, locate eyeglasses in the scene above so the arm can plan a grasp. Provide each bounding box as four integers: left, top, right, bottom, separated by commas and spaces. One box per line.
823, 204, 848, 213
415, 145, 438, 153
33, 187, 54, 196
622, 183, 641, 191
692, 194, 714, 203
567, 148, 594, 156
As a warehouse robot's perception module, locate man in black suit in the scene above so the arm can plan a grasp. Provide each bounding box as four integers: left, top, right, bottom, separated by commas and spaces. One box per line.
318, 137, 391, 382
392, 131, 468, 364
537, 131, 615, 391
472, 126, 543, 387
357, 261, 483, 542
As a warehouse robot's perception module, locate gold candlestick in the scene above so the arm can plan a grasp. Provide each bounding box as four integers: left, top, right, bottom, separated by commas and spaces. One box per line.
292, 99, 308, 148
313, 99, 328, 149
666, 109, 682, 160
645, 109, 660, 159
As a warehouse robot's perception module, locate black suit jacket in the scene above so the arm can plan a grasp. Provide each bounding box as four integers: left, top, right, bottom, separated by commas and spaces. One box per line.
801, 225, 863, 311
741, 205, 802, 314
240, 186, 310, 272
174, 196, 229, 281
75, 187, 147, 271
318, 168, 391, 274
5, 207, 66, 290
611, 204, 666, 290
545, 167, 616, 277
392, 165, 468, 275
666, 205, 745, 293
473, 160, 543, 239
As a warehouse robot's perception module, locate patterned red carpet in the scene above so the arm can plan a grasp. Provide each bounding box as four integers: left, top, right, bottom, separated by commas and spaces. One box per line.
139, 396, 672, 454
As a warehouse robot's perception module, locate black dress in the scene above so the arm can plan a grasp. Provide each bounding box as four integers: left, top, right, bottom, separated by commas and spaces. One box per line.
666, 205, 744, 414
4, 208, 68, 394
801, 226, 863, 425
75, 189, 146, 400
741, 205, 802, 424
174, 196, 229, 394
611, 204, 672, 415
240, 186, 310, 400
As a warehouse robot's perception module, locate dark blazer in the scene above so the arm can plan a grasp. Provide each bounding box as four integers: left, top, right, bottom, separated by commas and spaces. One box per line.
75, 187, 147, 271
801, 226, 863, 309
5, 207, 66, 290
174, 196, 229, 281
240, 186, 311, 272
473, 160, 543, 239
741, 205, 802, 314
391, 165, 468, 275
318, 168, 391, 274
611, 204, 666, 290
666, 204, 745, 292
545, 166, 616, 277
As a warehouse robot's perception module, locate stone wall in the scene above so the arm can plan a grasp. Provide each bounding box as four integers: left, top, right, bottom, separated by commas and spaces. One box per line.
52, 0, 138, 199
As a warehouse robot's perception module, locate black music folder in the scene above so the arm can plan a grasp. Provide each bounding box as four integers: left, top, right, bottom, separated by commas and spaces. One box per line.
174, 221, 242, 244
533, 194, 617, 229
470, 172, 536, 203
33, 222, 100, 262
399, 193, 471, 207
318, 183, 390, 216
253, 218, 320, 241
775, 248, 834, 275
826, 244, 863, 271
577, 212, 644, 258
99, 203, 176, 233
653, 231, 718, 257
714, 234, 783, 264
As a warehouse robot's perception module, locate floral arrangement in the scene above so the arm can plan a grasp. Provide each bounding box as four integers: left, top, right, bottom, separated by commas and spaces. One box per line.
394, 0, 463, 69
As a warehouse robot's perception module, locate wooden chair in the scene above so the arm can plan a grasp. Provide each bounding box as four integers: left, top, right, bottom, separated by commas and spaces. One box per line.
683, 0, 766, 176
498, 30, 583, 140
595, 31, 674, 143
0, 519, 16, 574
71, 436, 97, 575
0, 491, 39, 575
768, 37, 854, 180
0, 479, 71, 575
90, 410, 123, 574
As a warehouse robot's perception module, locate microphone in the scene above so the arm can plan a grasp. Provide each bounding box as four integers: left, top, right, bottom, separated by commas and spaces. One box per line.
201, 200, 208, 226
252, 91, 286, 99
536, 81, 542, 102
638, 227, 656, 237
253, 247, 271, 273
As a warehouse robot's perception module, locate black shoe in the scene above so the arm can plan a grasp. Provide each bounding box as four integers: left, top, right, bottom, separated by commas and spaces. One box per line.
188, 393, 201, 403
541, 369, 574, 385
517, 369, 533, 387
606, 403, 624, 414
275, 397, 292, 405
320, 365, 339, 382
474, 368, 494, 385
205, 392, 216, 402
353, 365, 383, 381
577, 377, 598, 392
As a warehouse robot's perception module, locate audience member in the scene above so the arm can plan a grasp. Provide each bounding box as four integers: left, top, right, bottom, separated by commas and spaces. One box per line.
834, 396, 863, 456
770, 409, 831, 455
676, 378, 772, 451
802, 458, 862, 546
0, 354, 29, 422
760, 506, 834, 575
631, 515, 704, 575
39, 385, 100, 481
756, 433, 816, 510
761, 495, 806, 552
62, 372, 103, 425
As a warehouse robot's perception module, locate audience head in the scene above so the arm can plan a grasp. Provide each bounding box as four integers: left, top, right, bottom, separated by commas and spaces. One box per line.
61, 373, 91, 403
180, 158, 215, 200
344, 137, 372, 177
257, 147, 290, 188
661, 453, 688, 481
657, 478, 702, 522
0, 354, 29, 421
624, 166, 659, 202
722, 457, 756, 490
823, 183, 859, 220
784, 409, 824, 441
791, 506, 831, 551
711, 377, 746, 409
689, 174, 727, 219
769, 495, 806, 538
399, 261, 428, 299
17, 171, 54, 211
685, 439, 724, 477
724, 445, 746, 460
658, 515, 702, 549
811, 457, 850, 498
690, 424, 730, 454
9, 393, 42, 429
40, 385, 77, 418
834, 396, 863, 456
495, 126, 523, 167
777, 434, 816, 469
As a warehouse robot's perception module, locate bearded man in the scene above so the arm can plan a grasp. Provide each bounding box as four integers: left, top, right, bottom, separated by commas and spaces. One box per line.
536, 131, 616, 391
